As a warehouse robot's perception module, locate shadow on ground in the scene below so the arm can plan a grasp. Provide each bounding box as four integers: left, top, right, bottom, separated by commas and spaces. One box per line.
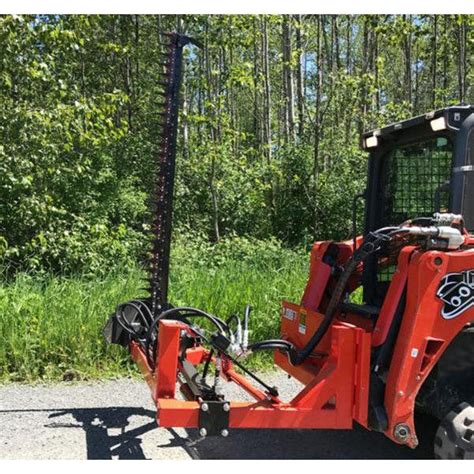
1, 406, 436, 459
46, 406, 157, 459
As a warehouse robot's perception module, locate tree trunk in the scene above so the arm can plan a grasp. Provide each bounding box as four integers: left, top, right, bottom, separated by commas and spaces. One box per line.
373, 17, 380, 112
262, 16, 272, 164
295, 14, 304, 138
443, 16, 449, 102
346, 15, 352, 74
121, 16, 133, 130
134, 15, 140, 99
204, 22, 220, 242
404, 14, 412, 105
333, 15, 341, 72
313, 15, 323, 235
253, 16, 260, 151
457, 16, 467, 103
359, 16, 369, 134
282, 16, 295, 143
228, 18, 239, 154
414, 42, 419, 112
156, 14, 161, 37
332, 15, 340, 126
345, 16, 353, 144
261, 16, 275, 221
432, 16, 438, 107
182, 57, 189, 161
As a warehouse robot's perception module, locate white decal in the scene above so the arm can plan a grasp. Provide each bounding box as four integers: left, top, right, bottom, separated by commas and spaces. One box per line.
436, 270, 474, 319
283, 308, 296, 321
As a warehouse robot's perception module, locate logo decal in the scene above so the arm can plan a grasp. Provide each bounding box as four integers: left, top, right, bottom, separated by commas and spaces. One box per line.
436, 270, 474, 319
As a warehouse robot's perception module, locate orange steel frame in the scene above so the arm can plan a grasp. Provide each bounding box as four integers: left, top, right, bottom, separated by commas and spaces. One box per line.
130, 234, 474, 448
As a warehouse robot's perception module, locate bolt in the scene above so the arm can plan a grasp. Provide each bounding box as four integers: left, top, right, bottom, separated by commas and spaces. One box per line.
201, 403, 209, 412
223, 403, 230, 412
221, 429, 229, 437
394, 423, 410, 441
416, 375, 421, 381
199, 428, 207, 437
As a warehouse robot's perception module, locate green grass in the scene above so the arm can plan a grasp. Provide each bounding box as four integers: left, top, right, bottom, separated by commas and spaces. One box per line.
0, 239, 309, 383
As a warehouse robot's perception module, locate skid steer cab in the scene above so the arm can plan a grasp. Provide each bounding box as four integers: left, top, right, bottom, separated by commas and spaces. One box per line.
103, 31, 474, 461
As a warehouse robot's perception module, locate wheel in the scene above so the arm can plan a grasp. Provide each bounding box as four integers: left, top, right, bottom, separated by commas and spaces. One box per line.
434, 402, 474, 459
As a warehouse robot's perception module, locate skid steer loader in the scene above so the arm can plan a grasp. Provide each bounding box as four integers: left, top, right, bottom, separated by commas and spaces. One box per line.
104, 33, 474, 459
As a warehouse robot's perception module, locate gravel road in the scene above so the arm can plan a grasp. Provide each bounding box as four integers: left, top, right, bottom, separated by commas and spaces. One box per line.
0, 371, 435, 459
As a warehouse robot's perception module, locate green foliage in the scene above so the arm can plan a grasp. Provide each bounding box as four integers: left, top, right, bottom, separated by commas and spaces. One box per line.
0, 14, 471, 382
0, 236, 308, 382
0, 14, 471, 275
0, 267, 140, 382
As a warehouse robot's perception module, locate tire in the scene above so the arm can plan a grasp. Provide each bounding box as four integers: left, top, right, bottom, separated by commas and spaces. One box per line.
434, 402, 474, 459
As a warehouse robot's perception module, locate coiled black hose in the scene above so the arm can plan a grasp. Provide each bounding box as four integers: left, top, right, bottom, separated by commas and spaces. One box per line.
289, 227, 409, 365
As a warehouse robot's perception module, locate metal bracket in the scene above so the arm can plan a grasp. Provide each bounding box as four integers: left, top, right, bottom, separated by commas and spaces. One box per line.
198, 400, 230, 437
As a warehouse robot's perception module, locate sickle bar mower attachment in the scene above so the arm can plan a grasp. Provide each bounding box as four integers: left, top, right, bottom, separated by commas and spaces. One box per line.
103, 38, 474, 455
147, 32, 195, 317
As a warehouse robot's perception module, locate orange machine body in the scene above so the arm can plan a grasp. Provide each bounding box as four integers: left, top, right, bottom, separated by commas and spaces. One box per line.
131, 235, 474, 448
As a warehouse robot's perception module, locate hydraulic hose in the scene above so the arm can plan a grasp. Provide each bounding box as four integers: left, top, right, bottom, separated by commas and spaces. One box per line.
289, 227, 410, 366
289, 253, 360, 365
145, 306, 230, 368
247, 339, 296, 354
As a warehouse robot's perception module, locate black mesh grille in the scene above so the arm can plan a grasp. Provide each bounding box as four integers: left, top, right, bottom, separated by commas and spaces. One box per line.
383, 137, 453, 226
377, 137, 453, 284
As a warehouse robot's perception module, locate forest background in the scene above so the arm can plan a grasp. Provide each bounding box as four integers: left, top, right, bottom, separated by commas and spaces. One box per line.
0, 15, 472, 380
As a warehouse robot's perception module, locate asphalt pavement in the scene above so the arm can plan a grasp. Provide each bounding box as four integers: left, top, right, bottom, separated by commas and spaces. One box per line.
0, 373, 435, 459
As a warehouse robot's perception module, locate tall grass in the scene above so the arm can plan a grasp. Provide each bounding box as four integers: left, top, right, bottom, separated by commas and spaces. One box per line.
0, 236, 309, 382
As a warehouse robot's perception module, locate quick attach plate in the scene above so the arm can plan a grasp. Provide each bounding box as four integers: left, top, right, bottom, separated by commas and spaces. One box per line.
199, 400, 230, 436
